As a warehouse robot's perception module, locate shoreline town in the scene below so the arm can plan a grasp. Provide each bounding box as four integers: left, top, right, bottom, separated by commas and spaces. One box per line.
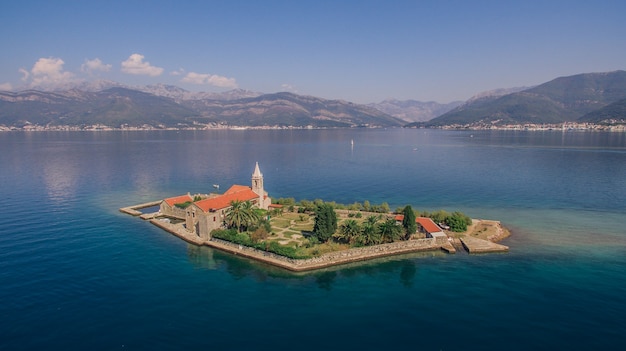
2, 121, 626, 132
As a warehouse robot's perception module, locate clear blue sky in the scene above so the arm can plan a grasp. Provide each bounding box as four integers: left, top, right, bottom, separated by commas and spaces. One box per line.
1, 0, 625, 103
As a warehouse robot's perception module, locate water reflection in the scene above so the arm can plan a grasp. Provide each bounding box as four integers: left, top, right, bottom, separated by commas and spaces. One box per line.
41, 144, 80, 203
186, 244, 444, 290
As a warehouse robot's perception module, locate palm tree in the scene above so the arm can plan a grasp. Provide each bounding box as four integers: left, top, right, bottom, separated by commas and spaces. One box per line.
360, 220, 381, 246
366, 214, 381, 226
379, 218, 402, 243
335, 219, 361, 244
243, 200, 260, 225
226, 200, 258, 232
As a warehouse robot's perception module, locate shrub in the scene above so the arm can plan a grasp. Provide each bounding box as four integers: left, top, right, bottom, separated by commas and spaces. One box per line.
211, 229, 311, 259
250, 227, 269, 242
174, 201, 193, 209
446, 212, 472, 232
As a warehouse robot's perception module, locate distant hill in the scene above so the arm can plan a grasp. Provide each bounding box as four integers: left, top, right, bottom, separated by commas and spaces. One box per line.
579, 98, 626, 124
367, 99, 463, 122
0, 88, 201, 128
0, 87, 403, 128
183, 92, 404, 127
137, 84, 262, 102
425, 70, 626, 127
464, 86, 532, 104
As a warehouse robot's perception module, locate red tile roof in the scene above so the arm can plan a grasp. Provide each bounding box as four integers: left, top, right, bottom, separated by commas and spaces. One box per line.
416, 217, 443, 234
223, 185, 251, 195
194, 186, 258, 212
394, 215, 444, 234
164, 194, 193, 206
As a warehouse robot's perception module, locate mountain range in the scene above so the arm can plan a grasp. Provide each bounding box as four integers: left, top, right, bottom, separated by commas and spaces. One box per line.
1, 70, 625, 129
423, 70, 626, 127
0, 86, 404, 128
367, 99, 463, 123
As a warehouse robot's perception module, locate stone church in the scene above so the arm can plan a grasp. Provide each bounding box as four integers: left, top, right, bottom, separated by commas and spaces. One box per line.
159, 162, 271, 240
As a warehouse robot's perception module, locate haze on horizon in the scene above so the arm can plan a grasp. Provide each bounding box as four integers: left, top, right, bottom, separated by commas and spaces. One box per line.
1, 0, 625, 104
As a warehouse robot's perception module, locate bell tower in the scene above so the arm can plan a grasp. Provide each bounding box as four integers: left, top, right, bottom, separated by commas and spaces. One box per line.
251, 162, 265, 208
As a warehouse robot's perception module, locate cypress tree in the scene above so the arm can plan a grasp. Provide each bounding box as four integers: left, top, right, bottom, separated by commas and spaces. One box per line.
402, 205, 417, 239
313, 203, 337, 242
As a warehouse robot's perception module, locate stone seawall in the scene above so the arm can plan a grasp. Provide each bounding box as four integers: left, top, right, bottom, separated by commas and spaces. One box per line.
149, 218, 449, 271
209, 237, 443, 272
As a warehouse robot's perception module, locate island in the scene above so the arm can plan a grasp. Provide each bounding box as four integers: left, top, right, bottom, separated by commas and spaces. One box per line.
120, 163, 509, 271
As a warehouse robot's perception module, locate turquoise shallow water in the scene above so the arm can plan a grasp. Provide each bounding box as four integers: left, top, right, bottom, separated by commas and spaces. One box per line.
0, 129, 625, 350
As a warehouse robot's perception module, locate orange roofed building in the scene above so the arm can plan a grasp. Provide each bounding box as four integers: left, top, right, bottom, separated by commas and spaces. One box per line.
394, 215, 447, 239
160, 163, 271, 240
160, 194, 194, 218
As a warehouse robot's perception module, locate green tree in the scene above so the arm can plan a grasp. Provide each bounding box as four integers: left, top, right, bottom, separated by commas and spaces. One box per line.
379, 202, 390, 213
446, 211, 472, 232
362, 200, 371, 212
335, 219, 361, 244
379, 218, 402, 243
251, 217, 271, 233
402, 205, 417, 239
348, 202, 362, 211
269, 207, 283, 217
226, 200, 258, 232
366, 214, 381, 226
360, 220, 381, 246
275, 197, 295, 206
299, 200, 316, 213
430, 210, 450, 224
313, 203, 337, 242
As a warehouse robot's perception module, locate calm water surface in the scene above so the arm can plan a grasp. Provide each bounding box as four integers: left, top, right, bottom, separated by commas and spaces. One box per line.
0, 129, 625, 350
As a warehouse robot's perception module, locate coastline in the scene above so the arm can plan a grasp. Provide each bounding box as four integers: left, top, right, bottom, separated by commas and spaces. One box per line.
453, 219, 511, 242
2, 122, 625, 132
121, 200, 509, 272
149, 218, 452, 272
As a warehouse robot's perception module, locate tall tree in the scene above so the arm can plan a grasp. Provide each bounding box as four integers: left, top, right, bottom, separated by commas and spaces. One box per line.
335, 219, 360, 244
402, 205, 417, 239
360, 220, 381, 246
379, 218, 402, 243
313, 203, 337, 242
226, 200, 258, 232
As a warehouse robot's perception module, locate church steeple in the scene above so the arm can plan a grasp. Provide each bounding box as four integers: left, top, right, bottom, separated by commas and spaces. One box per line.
251, 162, 265, 207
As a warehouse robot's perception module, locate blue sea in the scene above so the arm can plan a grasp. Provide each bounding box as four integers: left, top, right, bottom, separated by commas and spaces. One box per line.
1, 129, 625, 350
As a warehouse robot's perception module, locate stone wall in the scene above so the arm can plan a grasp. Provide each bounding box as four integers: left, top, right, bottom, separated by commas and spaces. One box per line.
159, 202, 187, 219
209, 237, 443, 272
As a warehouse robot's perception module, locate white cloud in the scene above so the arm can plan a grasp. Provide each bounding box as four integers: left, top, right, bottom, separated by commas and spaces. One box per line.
121, 54, 163, 76
281, 83, 298, 93
170, 68, 185, 76
19, 68, 30, 81
0, 82, 12, 90
181, 72, 238, 88
81, 58, 112, 74
20, 57, 75, 88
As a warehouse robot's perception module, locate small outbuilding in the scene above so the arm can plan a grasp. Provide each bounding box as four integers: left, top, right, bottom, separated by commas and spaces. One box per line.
394, 215, 447, 240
